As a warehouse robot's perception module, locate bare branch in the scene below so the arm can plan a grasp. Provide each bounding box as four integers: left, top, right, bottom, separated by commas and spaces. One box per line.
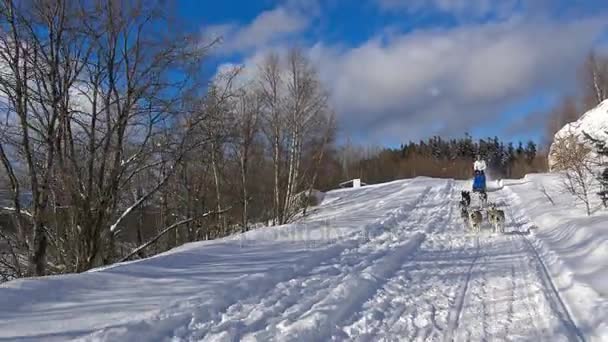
119, 206, 232, 263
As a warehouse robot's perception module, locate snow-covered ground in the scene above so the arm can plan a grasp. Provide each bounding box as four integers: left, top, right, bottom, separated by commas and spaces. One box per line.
1, 175, 607, 341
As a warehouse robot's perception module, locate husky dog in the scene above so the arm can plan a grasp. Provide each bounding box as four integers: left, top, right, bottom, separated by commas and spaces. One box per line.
487, 203, 505, 233
479, 191, 488, 207
461, 191, 471, 207
460, 205, 469, 222
468, 210, 482, 232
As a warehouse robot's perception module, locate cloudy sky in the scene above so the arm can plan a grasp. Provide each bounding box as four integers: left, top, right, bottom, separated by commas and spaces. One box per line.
179, 0, 608, 147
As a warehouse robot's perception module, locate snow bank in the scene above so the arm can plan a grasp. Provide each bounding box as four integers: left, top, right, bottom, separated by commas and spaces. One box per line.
504, 173, 608, 339
548, 99, 608, 170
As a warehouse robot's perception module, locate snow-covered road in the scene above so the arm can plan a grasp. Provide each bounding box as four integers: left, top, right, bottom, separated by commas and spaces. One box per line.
1, 177, 605, 341
323, 180, 583, 342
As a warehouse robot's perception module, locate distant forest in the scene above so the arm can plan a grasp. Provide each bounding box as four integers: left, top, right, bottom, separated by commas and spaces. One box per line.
317, 134, 545, 188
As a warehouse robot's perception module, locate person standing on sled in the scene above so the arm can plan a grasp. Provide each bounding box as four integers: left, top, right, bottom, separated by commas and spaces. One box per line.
473, 154, 486, 175
473, 154, 486, 192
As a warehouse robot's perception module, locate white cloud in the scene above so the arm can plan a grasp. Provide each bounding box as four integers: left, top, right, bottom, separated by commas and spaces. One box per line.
377, 0, 520, 19
305, 16, 607, 143
213, 10, 608, 144
204, 5, 310, 55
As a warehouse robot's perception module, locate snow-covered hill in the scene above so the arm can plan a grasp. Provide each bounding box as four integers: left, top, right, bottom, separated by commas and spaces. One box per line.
1, 175, 607, 341
548, 99, 608, 169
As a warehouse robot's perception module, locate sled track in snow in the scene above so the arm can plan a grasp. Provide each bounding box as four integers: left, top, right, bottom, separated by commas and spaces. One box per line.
503, 187, 586, 342
78, 179, 589, 342
343, 181, 589, 342
183, 180, 456, 341
342, 180, 482, 341
339, 180, 457, 340
443, 235, 480, 342
521, 237, 585, 342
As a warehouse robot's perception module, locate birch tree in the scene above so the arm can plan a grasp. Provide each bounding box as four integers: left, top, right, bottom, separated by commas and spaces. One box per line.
232, 88, 260, 231
282, 48, 332, 223
258, 53, 285, 225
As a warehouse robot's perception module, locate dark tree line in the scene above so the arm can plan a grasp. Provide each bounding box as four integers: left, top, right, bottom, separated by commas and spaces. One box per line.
400, 134, 538, 176
328, 134, 545, 186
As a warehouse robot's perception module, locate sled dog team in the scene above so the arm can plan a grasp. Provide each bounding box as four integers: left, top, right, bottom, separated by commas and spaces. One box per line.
459, 190, 505, 233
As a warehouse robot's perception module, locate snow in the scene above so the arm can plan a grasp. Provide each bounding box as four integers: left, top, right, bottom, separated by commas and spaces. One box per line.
549, 99, 608, 169
1, 175, 607, 341
503, 173, 608, 339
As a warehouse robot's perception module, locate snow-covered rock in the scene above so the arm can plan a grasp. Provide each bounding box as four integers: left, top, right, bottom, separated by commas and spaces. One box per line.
548, 99, 608, 170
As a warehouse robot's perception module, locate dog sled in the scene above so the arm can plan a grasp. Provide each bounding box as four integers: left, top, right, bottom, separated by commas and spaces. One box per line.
459, 190, 505, 235
472, 170, 486, 193
471, 170, 488, 207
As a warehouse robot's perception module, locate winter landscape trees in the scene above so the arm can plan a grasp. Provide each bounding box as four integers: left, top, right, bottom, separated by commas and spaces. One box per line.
0, 0, 606, 283
0, 0, 336, 281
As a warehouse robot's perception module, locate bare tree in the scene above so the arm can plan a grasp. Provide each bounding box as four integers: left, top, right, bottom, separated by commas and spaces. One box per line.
0, 1, 339, 281
544, 96, 580, 146
256, 49, 334, 225
0, 0, 89, 276
258, 53, 285, 225
230, 87, 260, 231
282, 48, 333, 222
0, 0, 213, 275
551, 132, 595, 216
581, 51, 608, 109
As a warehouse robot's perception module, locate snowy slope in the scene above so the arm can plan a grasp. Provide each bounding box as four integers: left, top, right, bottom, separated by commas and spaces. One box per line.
549, 99, 608, 169
1, 176, 607, 341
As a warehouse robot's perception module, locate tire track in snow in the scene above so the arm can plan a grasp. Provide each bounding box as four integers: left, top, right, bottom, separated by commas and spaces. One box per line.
184, 180, 453, 341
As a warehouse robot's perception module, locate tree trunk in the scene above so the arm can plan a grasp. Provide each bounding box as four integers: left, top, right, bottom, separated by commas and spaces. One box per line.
240, 151, 249, 232
273, 133, 281, 225
29, 222, 48, 276
211, 142, 224, 232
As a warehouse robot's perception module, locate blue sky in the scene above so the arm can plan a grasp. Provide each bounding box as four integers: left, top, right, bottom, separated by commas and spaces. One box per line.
179, 0, 608, 147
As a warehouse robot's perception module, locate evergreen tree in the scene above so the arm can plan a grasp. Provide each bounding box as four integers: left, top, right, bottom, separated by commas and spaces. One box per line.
516, 141, 524, 156
598, 169, 608, 208
584, 131, 608, 208
507, 142, 515, 160
525, 141, 537, 163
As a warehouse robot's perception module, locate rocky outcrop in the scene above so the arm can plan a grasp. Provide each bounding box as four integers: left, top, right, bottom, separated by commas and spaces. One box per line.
548, 99, 608, 170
